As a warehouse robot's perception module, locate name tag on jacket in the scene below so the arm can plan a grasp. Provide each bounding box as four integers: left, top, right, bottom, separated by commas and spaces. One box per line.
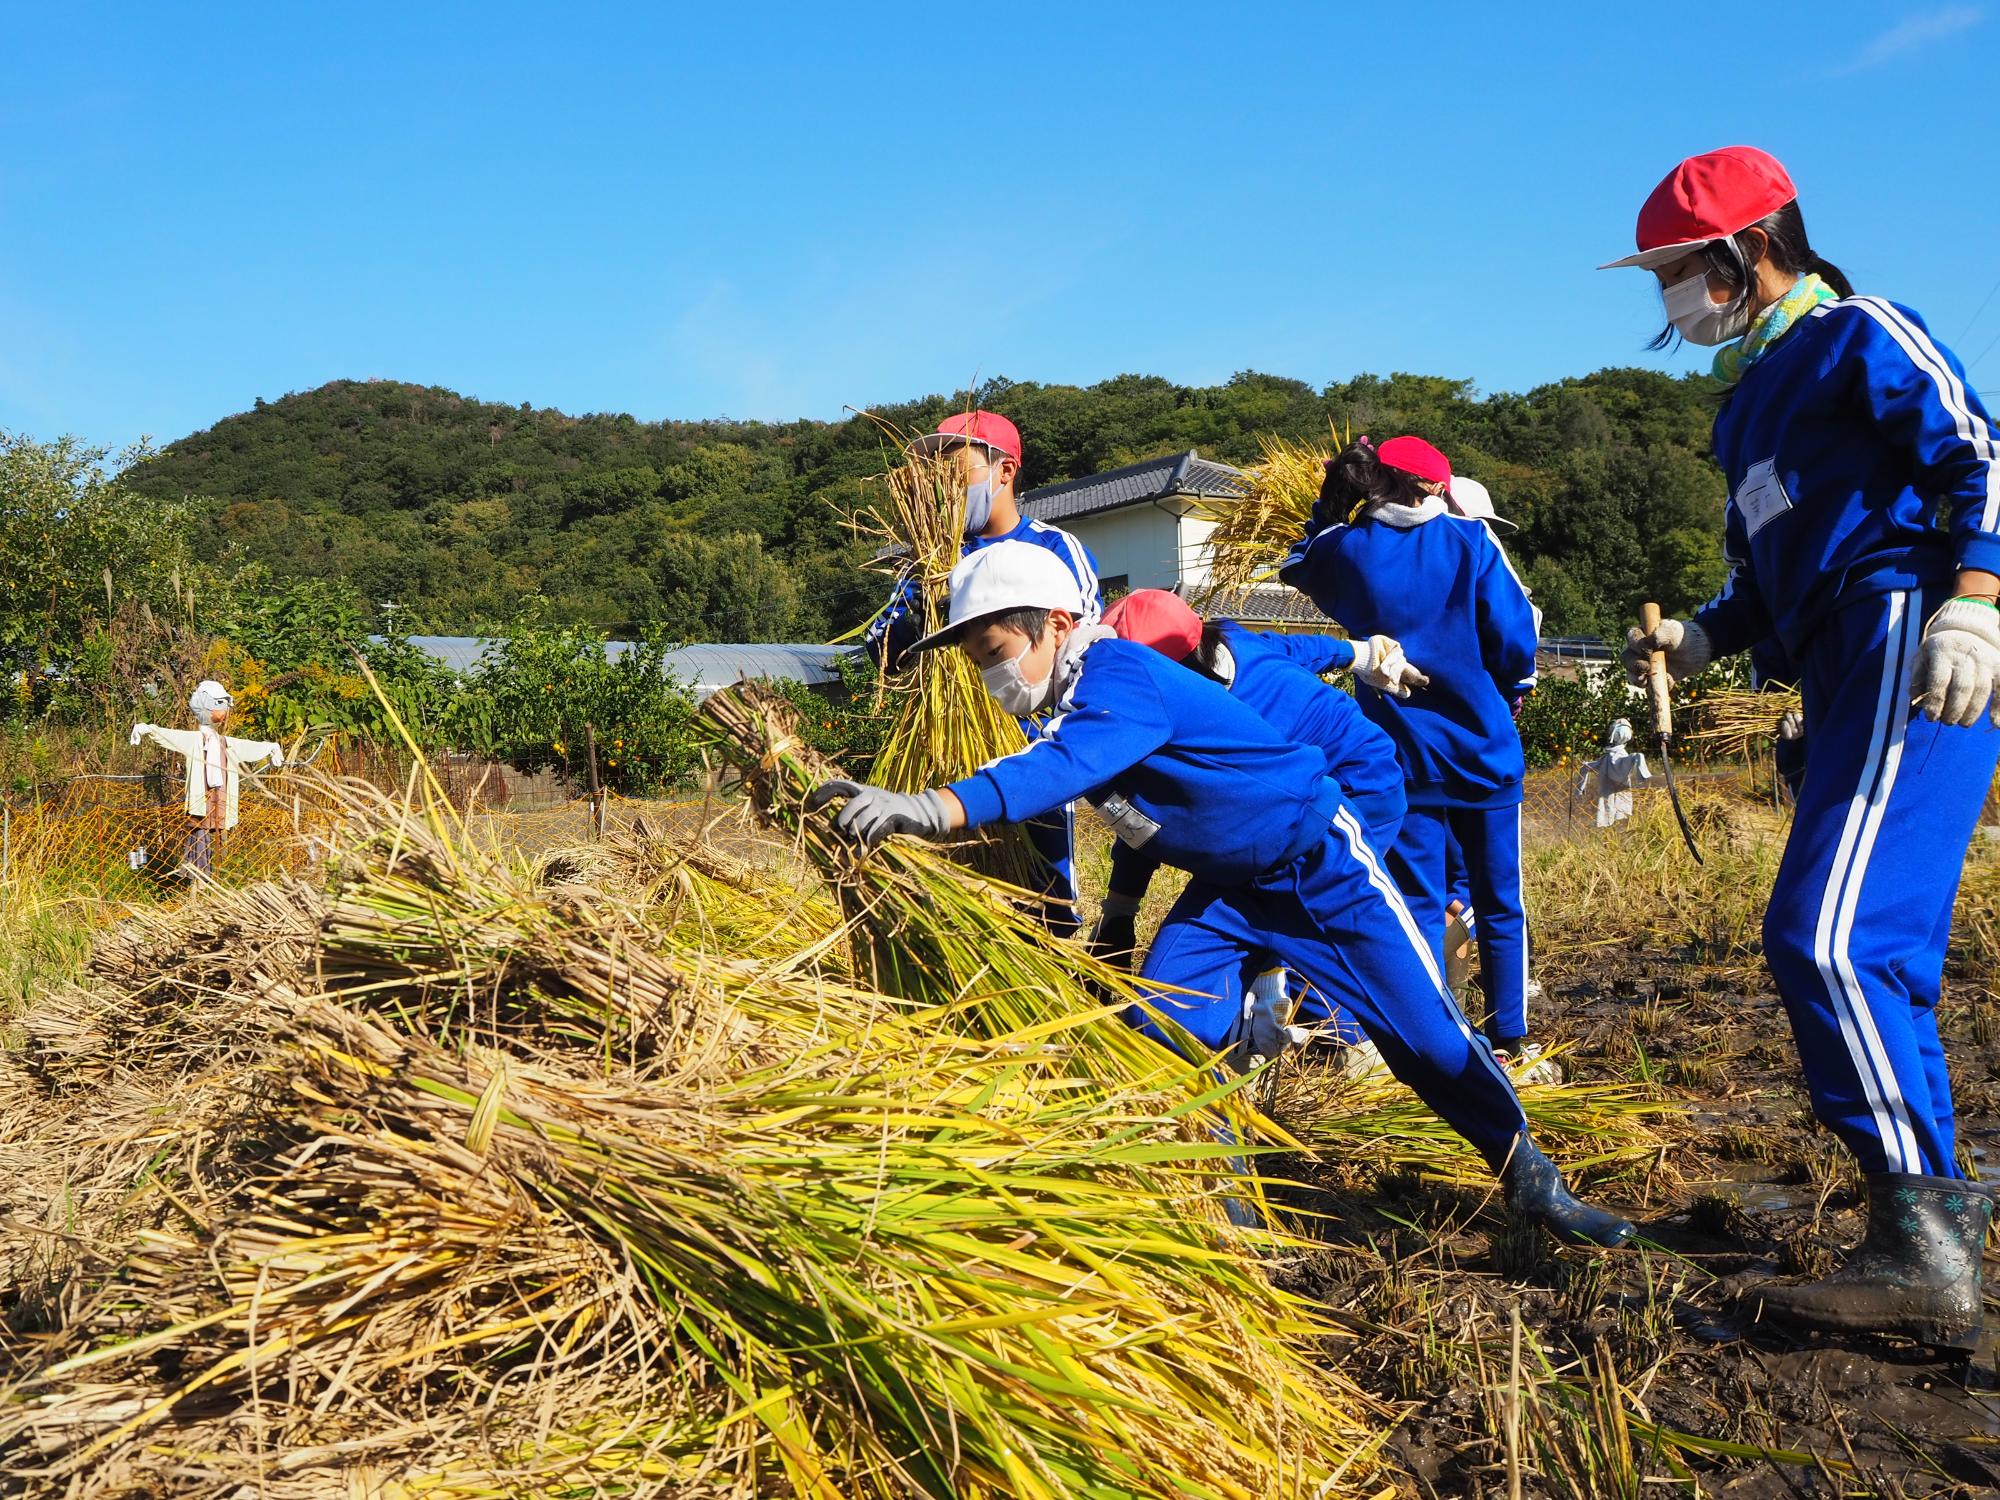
1734, 458, 1793, 537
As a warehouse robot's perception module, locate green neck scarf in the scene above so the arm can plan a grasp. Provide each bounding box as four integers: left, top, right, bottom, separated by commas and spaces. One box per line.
1711, 273, 1840, 388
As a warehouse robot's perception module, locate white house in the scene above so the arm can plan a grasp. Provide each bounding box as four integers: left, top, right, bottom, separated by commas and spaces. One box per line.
1020, 450, 1335, 630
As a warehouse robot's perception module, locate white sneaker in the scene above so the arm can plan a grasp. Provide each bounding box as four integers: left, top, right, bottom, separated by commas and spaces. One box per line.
1496, 1040, 1563, 1087
1338, 1037, 1390, 1082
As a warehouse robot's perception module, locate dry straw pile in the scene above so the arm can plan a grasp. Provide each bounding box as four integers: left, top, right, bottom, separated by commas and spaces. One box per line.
0, 705, 1397, 1499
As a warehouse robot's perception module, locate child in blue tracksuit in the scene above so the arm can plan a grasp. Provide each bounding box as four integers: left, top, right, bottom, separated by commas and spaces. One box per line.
1609, 145, 2000, 1343
862, 410, 1103, 933
1088, 589, 1409, 1048
1279, 436, 1543, 1064
809, 540, 1634, 1247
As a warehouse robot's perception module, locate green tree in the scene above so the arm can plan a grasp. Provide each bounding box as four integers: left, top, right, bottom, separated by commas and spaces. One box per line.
446, 620, 703, 793
0, 431, 193, 690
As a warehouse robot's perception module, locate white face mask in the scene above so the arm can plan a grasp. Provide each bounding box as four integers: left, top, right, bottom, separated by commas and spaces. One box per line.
980, 641, 1051, 717
1662, 270, 1751, 346
964, 476, 996, 540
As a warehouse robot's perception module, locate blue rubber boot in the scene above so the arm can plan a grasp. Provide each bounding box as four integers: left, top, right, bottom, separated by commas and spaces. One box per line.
1502, 1135, 1637, 1248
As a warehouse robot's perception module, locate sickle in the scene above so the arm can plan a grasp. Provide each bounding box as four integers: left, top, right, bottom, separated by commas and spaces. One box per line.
1641, 602, 1704, 865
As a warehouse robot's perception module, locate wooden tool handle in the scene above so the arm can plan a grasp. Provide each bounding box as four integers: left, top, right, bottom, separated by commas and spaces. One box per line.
1640, 601, 1673, 744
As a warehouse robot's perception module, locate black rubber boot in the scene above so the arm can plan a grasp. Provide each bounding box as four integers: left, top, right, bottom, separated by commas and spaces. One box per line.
1501, 1135, 1637, 1248
1754, 1173, 1992, 1349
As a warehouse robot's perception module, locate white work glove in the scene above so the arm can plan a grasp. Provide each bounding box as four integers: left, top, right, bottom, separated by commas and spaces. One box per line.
1225, 968, 1312, 1074
1622, 617, 1712, 687
1776, 708, 1804, 742
804, 779, 952, 848
269, 744, 285, 768
1349, 634, 1431, 699
129, 723, 149, 746
1912, 598, 2000, 728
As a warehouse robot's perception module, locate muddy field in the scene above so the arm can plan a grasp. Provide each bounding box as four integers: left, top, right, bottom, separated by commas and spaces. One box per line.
1252, 800, 2000, 1498
4, 766, 1997, 1498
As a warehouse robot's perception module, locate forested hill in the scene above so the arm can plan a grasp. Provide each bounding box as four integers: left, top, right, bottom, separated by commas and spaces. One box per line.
125, 369, 1729, 642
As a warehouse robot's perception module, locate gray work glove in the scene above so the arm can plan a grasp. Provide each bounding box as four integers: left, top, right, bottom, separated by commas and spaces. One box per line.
1350, 634, 1430, 698
1912, 598, 2000, 728
1622, 616, 1712, 687
805, 780, 951, 848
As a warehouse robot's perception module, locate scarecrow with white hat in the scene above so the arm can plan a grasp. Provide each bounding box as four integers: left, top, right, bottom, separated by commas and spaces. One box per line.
130, 680, 284, 874
1576, 717, 1652, 828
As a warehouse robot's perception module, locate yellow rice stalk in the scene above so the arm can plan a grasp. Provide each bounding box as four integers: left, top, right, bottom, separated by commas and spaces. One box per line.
851, 435, 1040, 887
1273, 1050, 1679, 1189
1683, 686, 1803, 761
5, 911, 1388, 1497
1193, 426, 1350, 595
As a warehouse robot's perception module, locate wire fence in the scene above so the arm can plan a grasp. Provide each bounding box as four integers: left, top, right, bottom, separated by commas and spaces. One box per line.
7, 749, 1990, 908
0, 757, 754, 905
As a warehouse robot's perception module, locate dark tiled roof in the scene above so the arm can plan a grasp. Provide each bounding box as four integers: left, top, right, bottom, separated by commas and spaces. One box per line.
1194, 583, 1337, 629
1021, 449, 1250, 524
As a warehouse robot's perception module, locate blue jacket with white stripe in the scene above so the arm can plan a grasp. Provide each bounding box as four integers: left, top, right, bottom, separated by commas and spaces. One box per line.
864, 515, 1103, 667
1695, 295, 2000, 661
1105, 622, 1403, 896
1279, 501, 1539, 809
946, 636, 1337, 886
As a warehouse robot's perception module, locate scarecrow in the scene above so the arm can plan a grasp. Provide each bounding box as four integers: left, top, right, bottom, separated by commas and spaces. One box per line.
1576, 717, 1652, 828
130, 679, 284, 875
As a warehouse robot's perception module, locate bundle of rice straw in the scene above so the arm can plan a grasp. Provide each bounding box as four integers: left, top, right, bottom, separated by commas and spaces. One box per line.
1273, 1048, 1679, 1190
1192, 429, 1347, 597
851, 434, 1041, 888
1684, 685, 1803, 761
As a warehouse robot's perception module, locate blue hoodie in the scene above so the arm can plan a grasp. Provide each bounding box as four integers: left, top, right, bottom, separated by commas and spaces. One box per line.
946, 636, 1338, 886
1695, 296, 2000, 660
1280, 500, 1538, 809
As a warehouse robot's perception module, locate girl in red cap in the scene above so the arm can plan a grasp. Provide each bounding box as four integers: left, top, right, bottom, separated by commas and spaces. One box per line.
1280, 435, 1547, 1078
1609, 146, 2000, 1348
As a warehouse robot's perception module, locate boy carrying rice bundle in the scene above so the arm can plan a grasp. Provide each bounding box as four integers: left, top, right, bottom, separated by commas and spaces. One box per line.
812, 540, 1635, 1247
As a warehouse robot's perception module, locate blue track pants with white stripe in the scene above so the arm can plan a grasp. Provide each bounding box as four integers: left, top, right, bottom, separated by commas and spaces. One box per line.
1130, 798, 1528, 1168
1765, 587, 2000, 1180
1389, 804, 1531, 1043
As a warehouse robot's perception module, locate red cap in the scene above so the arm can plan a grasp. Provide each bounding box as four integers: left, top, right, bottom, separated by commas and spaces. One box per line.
907, 409, 1023, 463
1375, 435, 1452, 489
1102, 588, 1203, 661
1599, 146, 1797, 270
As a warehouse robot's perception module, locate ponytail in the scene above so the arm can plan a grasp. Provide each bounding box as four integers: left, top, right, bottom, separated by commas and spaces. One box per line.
1804, 252, 1854, 299
1189, 621, 1230, 682
1319, 437, 1429, 525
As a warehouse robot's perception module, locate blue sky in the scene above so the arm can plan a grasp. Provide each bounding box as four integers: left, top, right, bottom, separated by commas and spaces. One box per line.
5, 1, 1999, 452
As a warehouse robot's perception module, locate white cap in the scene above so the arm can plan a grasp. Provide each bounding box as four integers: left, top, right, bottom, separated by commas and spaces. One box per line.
1448, 476, 1517, 533
908, 540, 1086, 654
189, 679, 233, 714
